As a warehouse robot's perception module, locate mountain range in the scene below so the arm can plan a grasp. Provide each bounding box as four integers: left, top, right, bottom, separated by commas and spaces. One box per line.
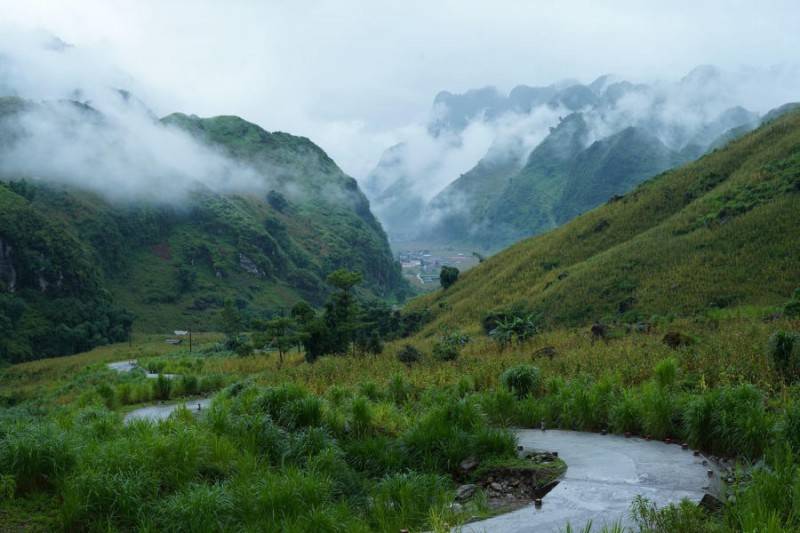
366, 66, 796, 250
407, 107, 800, 331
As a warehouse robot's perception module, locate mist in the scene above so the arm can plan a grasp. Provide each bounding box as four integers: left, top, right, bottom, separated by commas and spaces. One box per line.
0, 29, 270, 202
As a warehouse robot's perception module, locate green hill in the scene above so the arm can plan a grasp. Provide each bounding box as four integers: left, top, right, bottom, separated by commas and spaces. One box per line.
408, 109, 800, 332
0, 100, 408, 362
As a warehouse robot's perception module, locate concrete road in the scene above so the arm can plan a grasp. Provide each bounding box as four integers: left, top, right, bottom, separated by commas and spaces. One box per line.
124, 398, 213, 423
461, 430, 712, 533
107, 359, 178, 379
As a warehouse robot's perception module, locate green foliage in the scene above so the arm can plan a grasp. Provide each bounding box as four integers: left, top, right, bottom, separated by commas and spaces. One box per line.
153, 374, 172, 401
432, 329, 469, 362
500, 365, 542, 398
768, 331, 800, 382
396, 344, 422, 366
630, 496, 717, 533
490, 312, 541, 348
785, 288, 800, 318
368, 472, 451, 532
403, 397, 515, 472
439, 266, 459, 289
0, 421, 74, 493
653, 357, 678, 389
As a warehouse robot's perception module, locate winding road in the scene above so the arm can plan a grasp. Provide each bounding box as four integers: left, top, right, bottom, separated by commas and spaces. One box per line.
462, 429, 715, 532
108, 359, 715, 530
107, 359, 210, 423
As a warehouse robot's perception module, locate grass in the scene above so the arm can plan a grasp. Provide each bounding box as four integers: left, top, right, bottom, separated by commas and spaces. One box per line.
1, 310, 800, 531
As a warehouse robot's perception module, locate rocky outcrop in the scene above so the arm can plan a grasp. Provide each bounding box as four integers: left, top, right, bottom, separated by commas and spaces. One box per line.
0, 237, 16, 292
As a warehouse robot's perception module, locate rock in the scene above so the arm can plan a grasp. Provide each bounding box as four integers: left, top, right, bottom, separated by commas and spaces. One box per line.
238, 253, 265, 277
533, 346, 557, 359
449, 502, 463, 513
455, 484, 477, 502
459, 457, 479, 473
490, 482, 503, 492
699, 493, 723, 512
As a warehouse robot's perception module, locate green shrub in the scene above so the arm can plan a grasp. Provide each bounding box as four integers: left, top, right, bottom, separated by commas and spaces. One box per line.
784, 288, 800, 318
683, 384, 771, 458
350, 396, 374, 437
653, 358, 678, 389
387, 374, 412, 405
767, 331, 800, 381
369, 472, 451, 531
432, 340, 459, 361
630, 495, 716, 533
780, 401, 800, 454
403, 398, 514, 472
153, 374, 172, 401
396, 344, 422, 366
610, 389, 642, 434
152, 483, 235, 532
180, 375, 199, 396
500, 365, 541, 398
640, 383, 679, 440
0, 422, 75, 493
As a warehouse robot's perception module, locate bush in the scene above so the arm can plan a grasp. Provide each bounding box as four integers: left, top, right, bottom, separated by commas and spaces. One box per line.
151, 483, 235, 532
369, 472, 451, 532
153, 374, 172, 401
684, 384, 771, 458
403, 398, 515, 472
653, 357, 678, 389
500, 365, 542, 398
432, 341, 459, 361
767, 331, 800, 381
439, 266, 459, 289
432, 329, 469, 362
179, 375, 199, 396
396, 344, 421, 366
0, 422, 75, 493
784, 288, 800, 318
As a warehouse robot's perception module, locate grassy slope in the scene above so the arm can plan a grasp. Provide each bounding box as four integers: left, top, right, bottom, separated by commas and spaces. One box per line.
407, 109, 800, 333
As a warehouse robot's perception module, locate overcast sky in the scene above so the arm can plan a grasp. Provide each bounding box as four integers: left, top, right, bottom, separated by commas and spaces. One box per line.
2, 0, 799, 177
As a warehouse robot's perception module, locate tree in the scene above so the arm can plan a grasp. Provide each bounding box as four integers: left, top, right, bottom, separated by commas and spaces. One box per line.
325, 269, 363, 355
260, 316, 301, 366
439, 266, 459, 289
220, 299, 242, 346
326, 269, 363, 294
290, 301, 316, 325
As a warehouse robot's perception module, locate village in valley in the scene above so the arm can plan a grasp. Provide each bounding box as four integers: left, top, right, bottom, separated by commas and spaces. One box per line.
395, 245, 481, 290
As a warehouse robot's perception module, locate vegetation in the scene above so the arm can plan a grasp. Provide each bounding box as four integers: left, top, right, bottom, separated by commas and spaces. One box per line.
1, 105, 800, 532
0, 101, 409, 363
439, 266, 459, 289
408, 108, 800, 333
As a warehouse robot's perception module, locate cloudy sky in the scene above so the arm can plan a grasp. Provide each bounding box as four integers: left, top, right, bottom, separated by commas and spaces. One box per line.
2, 0, 799, 177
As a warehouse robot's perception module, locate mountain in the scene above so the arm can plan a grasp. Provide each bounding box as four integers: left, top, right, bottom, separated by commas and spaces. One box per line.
0, 98, 408, 362
366, 69, 770, 248
425, 115, 688, 249
407, 108, 800, 332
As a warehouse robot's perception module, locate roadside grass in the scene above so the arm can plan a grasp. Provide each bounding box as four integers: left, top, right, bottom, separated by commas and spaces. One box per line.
2, 312, 800, 531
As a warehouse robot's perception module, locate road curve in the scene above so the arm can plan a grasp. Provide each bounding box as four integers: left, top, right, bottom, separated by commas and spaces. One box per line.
108, 359, 210, 423
124, 398, 212, 423
462, 429, 714, 533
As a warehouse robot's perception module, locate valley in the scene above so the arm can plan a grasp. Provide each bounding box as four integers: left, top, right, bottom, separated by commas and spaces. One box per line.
1, 7, 800, 533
